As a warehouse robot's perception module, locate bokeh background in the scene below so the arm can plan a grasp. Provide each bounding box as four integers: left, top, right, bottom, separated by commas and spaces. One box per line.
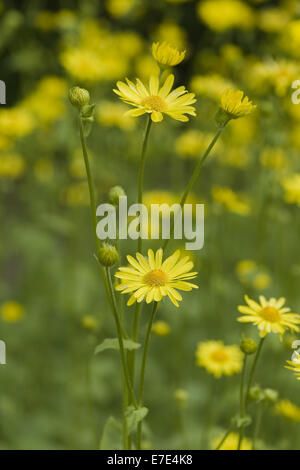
1, 0, 300, 450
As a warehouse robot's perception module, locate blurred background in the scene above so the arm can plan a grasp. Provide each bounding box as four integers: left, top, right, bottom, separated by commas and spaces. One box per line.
1, 0, 300, 449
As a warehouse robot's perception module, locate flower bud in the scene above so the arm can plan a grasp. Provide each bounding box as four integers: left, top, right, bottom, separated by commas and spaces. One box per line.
174, 389, 188, 407
240, 337, 258, 355
263, 388, 278, 404
98, 243, 119, 267
248, 385, 263, 403
69, 86, 90, 109
109, 185, 126, 206
81, 315, 99, 332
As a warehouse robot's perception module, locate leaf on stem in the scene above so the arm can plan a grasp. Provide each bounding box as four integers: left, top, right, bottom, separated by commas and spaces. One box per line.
94, 338, 141, 354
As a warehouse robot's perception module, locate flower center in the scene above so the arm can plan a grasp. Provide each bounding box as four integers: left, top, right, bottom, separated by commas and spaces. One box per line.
211, 349, 229, 363
141, 95, 167, 112
260, 306, 281, 323
143, 269, 169, 287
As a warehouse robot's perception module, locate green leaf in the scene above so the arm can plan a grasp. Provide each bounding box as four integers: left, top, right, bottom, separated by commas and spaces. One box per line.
99, 416, 122, 450
94, 338, 141, 355
125, 405, 148, 434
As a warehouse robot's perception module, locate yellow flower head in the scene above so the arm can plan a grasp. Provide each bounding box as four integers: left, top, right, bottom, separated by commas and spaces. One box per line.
195, 340, 243, 378
1, 301, 25, 323
212, 432, 252, 450
113, 74, 196, 122
152, 320, 171, 336
238, 295, 300, 339
220, 89, 256, 119
115, 248, 198, 307
282, 173, 300, 207
285, 351, 300, 381
152, 41, 186, 67
275, 399, 300, 422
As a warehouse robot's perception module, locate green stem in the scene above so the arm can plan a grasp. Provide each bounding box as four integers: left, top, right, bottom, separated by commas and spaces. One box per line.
79, 117, 100, 252
137, 302, 158, 450
245, 337, 265, 407
215, 425, 234, 450
163, 125, 227, 251
138, 116, 152, 253
237, 355, 247, 450
105, 267, 138, 410
252, 402, 264, 450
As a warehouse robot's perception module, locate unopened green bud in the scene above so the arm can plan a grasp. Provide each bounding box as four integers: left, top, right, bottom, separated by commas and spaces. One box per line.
240, 337, 258, 355
109, 185, 126, 206
69, 86, 90, 109
263, 388, 278, 404
98, 243, 119, 267
174, 389, 188, 407
81, 315, 99, 332
248, 385, 264, 403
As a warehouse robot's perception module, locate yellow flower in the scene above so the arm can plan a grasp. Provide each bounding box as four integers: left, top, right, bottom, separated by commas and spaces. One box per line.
106, 0, 137, 18
152, 42, 185, 67
96, 101, 136, 130
152, 320, 171, 336
197, 0, 255, 32
275, 399, 300, 422
0, 153, 25, 179
220, 89, 256, 119
238, 295, 300, 339
282, 174, 300, 206
175, 130, 219, 159
81, 315, 99, 331
115, 248, 198, 307
212, 186, 251, 216
154, 21, 187, 49
1, 301, 25, 323
285, 351, 300, 381
114, 74, 196, 122
212, 432, 252, 450
195, 340, 243, 378
190, 74, 234, 101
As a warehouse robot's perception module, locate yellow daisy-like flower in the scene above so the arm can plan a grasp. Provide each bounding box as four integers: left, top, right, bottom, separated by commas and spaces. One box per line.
114, 248, 198, 307
285, 351, 300, 381
275, 399, 300, 422
113, 74, 196, 122
212, 432, 252, 451
152, 41, 186, 66
237, 295, 300, 339
195, 340, 243, 378
221, 89, 256, 119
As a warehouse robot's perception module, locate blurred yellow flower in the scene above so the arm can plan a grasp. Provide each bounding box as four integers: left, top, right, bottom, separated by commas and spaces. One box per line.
236, 260, 257, 277
96, 101, 136, 130
114, 74, 196, 122
280, 20, 300, 57
257, 8, 290, 33
260, 148, 287, 171
0, 153, 25, 179
285, 352, 300, 381
0, 107, 35, 139
115, 248, 198, 307
190, 74, 234, 101
253, 273, 271, 291
81, 315, 99, 331
152, 320, 171, 336
212, 432, 252, 450
152, 42, 185, 67
135, 55, 160, 80
196, 340, 243, 378
1, 301, 24, 323
197, 0, 255, 32
212, 186, 251, 216
282, 174, 300, 206
63, 182, 90, 206
221, 89, 256, 119
238, 295, 300, 339
175, 130, 218, 159
154, 21, 187, 49
275, 399, 300, 422
106, 0, 138, 17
